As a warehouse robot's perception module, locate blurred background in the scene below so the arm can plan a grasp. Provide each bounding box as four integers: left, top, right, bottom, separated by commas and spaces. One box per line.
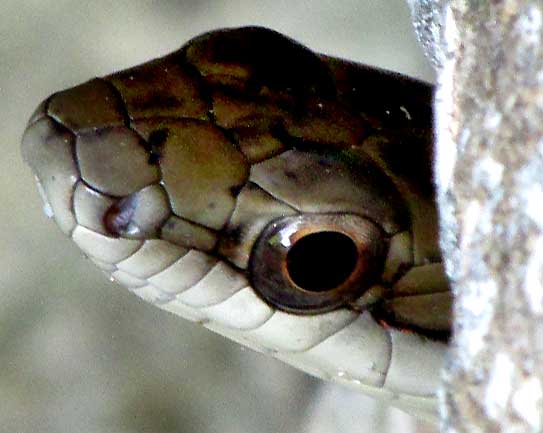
1, 1, 435, 432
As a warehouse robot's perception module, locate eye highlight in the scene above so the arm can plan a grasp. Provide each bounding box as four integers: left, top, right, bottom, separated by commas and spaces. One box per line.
249, 214, 386, 314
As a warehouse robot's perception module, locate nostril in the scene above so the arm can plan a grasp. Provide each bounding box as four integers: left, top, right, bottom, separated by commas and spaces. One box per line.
103, 184, 171, 239
104, 196, 137, 238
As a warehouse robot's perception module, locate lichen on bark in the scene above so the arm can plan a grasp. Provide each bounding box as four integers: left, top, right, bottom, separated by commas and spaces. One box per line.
408, 1, 543, 431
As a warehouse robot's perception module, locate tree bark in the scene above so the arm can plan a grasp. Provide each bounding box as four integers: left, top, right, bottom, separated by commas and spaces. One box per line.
408, 1, 543, 431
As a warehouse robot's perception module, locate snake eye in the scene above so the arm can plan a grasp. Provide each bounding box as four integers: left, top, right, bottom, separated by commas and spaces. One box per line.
249, 214, 386, 314
286, 231, 358, 292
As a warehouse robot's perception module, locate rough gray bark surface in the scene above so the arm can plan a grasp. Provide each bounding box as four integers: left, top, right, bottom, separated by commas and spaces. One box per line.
411, 0, 543, 431
405, 0, 446, 70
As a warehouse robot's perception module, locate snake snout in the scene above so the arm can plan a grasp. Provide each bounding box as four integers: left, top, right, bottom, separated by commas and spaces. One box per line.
21, 76, 252, 242
22, 98, 80, 234
20, 85, 249, 313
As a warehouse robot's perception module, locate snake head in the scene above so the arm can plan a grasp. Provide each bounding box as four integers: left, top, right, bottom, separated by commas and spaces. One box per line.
22, 27, 449, 419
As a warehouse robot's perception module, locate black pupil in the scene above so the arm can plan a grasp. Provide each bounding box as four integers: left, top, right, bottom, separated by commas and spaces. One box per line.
286, 231, 358, 292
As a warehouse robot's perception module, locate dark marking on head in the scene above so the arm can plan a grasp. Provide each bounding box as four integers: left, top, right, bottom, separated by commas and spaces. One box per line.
223, 225, 244, 245
144, 129, 168, 165
217, 124, 240, 146
284, 170, 297, 180
229, 183, 244, 197
216, 224, 246, 264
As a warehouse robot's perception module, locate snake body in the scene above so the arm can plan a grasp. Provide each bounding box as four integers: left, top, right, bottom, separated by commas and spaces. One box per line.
22, 27, 449, 421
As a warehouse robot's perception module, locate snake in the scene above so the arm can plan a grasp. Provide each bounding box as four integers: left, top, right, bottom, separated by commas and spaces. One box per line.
21, 26, 450, 422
